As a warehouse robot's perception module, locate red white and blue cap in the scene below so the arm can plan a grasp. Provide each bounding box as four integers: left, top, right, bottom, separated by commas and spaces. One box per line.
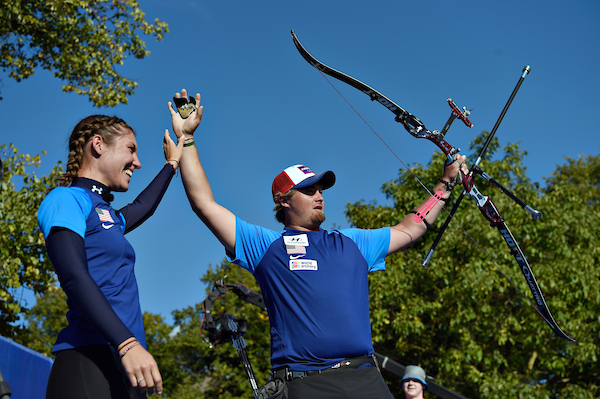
272, 164, 336, 198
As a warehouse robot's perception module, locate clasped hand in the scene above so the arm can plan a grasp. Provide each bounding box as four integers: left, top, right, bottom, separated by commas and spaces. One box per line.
168, 88, 203, 140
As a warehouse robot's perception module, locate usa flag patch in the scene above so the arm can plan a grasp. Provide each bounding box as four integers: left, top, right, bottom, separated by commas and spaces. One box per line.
95, 207, 114, 223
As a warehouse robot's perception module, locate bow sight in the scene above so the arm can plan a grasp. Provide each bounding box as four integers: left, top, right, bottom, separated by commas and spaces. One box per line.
201, 281, 266, 345
201, 281, 268, 397
291, 30, 575, 342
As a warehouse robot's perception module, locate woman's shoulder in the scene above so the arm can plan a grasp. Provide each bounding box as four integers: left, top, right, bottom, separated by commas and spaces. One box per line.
41, 186, 93, 212
46, 185, 88, 199
38, 187, 95, 238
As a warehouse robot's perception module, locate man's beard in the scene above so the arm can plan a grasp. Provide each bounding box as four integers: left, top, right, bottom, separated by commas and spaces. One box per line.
311, 212, 326, 225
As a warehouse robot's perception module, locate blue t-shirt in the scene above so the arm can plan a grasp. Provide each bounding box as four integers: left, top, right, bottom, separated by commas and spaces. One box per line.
38, 185, 144, 352
228, 217, 390, 371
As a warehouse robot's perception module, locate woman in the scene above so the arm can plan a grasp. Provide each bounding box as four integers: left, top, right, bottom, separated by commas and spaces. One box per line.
38, 115, 183, 398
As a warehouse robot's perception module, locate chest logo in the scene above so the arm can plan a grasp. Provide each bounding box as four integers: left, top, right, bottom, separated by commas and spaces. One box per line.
95, 207, 115, 229
284, 234, 309, 246
289, 259, 318, 271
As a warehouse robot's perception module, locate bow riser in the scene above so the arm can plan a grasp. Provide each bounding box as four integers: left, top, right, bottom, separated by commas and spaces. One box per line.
291, 30, 575, 343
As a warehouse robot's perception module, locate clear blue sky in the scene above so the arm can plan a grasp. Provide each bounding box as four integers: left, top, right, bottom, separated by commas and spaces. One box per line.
2, 0, 599, 326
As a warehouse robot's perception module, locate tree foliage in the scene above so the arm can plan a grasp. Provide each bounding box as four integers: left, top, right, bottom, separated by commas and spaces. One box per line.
346, 132, 599, 398
145, 260, 271, 398
11, 135, 599, 398
22, 260, 271, 398
22, 285, 68, 355
0, 143, 62, 339
0, 0, 168, 107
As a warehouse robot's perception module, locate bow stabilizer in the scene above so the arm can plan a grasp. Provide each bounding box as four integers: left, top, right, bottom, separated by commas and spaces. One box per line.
291, 30, 575, 343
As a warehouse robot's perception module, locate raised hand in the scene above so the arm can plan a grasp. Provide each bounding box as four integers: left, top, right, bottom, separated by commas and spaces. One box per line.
167, 88, 203, 139
443, 153, 468, 186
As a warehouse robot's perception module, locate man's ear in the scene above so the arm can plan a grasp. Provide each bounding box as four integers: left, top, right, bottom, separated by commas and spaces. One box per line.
279, 192, 296, 208
275, 192, 292, 208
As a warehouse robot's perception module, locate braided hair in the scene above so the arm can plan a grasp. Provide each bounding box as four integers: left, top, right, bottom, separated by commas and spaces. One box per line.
58, 115, 134, 187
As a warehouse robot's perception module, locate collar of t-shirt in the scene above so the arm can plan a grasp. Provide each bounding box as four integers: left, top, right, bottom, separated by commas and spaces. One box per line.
71, 177, 112, 203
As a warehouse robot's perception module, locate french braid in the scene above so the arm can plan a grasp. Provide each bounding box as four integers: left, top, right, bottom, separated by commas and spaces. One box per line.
58, 115, 134, 187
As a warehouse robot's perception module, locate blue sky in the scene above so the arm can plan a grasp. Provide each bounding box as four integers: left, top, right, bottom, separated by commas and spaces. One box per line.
2, 0, 599, 326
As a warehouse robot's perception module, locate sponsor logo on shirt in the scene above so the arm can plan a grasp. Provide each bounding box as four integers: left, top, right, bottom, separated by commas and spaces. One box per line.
284, 234, 309, 247
289, 259, 318, 271
96, 207, 114, 229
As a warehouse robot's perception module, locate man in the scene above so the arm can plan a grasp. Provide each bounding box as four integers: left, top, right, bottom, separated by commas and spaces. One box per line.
169, 89, 466, 399
401, 365, 428, 399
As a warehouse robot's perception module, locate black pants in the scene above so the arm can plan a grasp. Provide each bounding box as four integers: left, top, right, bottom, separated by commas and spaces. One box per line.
46, 345, 144, 399
287, 366, 394, 399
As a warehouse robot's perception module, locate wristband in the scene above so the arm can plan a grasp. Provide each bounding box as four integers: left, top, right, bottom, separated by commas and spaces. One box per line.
439, 179, 456, 192
120, 340, 141, 358
165, 160, 179, 176
165, 159, 179, 169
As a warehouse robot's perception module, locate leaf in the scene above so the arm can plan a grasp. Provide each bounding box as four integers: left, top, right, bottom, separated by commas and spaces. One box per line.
0, 0, 169, 107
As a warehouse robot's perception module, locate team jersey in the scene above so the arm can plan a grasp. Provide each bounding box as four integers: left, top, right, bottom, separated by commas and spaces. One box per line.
228, 217, 390, 371
38, 166, 174, 352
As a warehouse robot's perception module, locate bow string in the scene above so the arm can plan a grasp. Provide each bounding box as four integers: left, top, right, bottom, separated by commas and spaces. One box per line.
291, 30, 575, 343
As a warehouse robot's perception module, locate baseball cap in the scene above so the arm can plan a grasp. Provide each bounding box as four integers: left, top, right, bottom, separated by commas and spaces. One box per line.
271, 164, 336, 198
401, 365, 428, 390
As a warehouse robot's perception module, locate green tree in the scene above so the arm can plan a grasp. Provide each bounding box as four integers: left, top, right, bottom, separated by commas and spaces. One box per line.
0, 143, 62, 339
22, 285, 68, 356
155, 261, 271, 398
196, 262, 271, 398
345, 133, 599, 398
0, 0, 168, 107
15, 135, 598, 398
133, 260, 271, 398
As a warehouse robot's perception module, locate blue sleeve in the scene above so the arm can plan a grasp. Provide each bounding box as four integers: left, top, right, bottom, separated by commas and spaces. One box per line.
338, 227, 390, 272
45, 228, 134, 347
38, 187, 92, 239
226, 217, 281, 273
119, 164, 175, 234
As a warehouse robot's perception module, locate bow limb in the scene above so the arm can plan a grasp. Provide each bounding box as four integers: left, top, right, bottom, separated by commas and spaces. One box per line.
479, 199, 576, 342
458, 174, 575, 342
291, 31, 575, 342
292, 30, 461, 162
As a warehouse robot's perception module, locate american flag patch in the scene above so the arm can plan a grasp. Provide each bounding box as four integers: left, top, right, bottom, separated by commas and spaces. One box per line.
95, 207, 114, 223
286, 245, 306, 255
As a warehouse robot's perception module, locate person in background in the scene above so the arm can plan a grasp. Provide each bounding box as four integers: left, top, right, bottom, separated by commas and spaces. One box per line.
401, 365, 428, 399
169, 89, 467, 399
38, 114, 183, 398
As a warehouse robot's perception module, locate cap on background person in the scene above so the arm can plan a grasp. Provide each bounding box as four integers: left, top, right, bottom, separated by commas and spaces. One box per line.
272, 164, 336, 199
401, 365, 428, 390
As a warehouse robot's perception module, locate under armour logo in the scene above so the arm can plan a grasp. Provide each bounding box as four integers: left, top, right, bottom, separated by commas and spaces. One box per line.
91, 185, 103, 194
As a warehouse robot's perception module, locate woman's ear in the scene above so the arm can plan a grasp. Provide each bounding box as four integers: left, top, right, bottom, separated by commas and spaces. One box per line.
89, 135, 105, 158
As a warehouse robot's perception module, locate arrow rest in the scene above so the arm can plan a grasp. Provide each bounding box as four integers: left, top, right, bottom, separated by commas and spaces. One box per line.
291, 30, 574, 342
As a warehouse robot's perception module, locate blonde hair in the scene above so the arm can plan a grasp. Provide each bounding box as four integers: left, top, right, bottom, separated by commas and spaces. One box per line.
58, 115, 134, 187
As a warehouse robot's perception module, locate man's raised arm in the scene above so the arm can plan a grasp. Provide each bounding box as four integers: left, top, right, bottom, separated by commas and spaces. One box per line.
168, 89, 236, 254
